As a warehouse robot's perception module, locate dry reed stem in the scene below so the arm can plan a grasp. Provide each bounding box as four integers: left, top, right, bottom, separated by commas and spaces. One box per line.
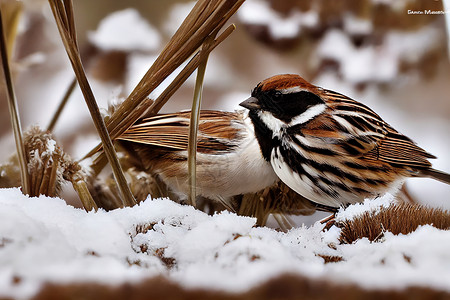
47, 78, 77, 132
72, 180, 98, 212
0, 7, 30, 195
187, 36, 215, 207
83, 0, 244, 161
86, 26, 236, 178
0, 0, 22, 57
48, 0, 136, 207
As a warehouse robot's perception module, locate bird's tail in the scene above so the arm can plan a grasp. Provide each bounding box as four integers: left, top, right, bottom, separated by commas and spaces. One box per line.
419, 168, 450, 185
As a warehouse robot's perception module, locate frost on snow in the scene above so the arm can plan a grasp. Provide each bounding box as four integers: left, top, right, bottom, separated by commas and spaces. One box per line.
1, 188, 450, 299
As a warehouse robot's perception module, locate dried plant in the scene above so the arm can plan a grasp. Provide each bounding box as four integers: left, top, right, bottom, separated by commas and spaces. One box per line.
338, 203, 450, 244
45, 0, 243, 210
24, 127, 68, 197
82, 0, 243, 210
0, 126, 97, 211
187, 38, 213, 207
48, 0, 135, 207
46, 78, 77, 132
102, 0, 244, 143
237, 181, 336, 228
0, 5, 29, 195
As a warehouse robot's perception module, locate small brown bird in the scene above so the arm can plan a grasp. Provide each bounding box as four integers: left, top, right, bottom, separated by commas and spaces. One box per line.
118, 110, 279, 208
239, 74, 450, 208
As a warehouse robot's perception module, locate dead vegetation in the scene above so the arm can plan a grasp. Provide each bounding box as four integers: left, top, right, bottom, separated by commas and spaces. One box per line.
338, 202, 450, 244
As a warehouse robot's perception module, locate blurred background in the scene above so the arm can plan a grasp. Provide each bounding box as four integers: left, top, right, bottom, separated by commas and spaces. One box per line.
1, 0, 449, 216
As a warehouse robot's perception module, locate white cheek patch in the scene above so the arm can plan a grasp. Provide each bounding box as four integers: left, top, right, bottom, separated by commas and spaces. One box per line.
257, 103, 327, 136
289, 103, 327, 127
257, 111, 285, 137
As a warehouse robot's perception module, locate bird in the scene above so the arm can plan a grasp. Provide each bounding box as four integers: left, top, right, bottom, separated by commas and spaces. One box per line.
118, 110, 279, 210
239, 74, 450, 209
118, 109, 338, 225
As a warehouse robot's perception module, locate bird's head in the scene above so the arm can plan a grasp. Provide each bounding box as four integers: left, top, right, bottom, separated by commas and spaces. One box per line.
240, 74, 326, 131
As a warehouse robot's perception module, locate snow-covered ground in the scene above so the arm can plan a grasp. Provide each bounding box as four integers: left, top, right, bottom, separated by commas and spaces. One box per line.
1, 188, 449, 299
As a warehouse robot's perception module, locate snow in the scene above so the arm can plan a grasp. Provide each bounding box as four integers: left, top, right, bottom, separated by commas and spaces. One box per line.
316, 25, 443, 84
334, 195, 394, 222
163, 1, 196, 36
88, 8, 161, 52
1, 188, 449, 299
343, 14, 373, 36
45, 139, 56, 153
371, 0, 415, 12
238, 0, 318, 39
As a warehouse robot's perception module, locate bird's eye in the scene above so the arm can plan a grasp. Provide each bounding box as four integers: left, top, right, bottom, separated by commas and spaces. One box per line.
272, 91, 283, 101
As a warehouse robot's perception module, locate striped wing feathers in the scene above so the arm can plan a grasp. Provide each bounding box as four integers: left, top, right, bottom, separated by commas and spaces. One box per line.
366, 126, 434, 168
119, 111, 242, 154
297, 89, 434, 168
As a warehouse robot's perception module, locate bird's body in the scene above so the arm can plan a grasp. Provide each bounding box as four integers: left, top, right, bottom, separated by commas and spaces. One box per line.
119, 110, 278, 203
240, 74, 450, 208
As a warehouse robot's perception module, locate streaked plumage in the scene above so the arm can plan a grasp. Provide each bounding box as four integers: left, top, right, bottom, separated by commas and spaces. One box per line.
118, 110, 278, 205
240, 74, 450, 208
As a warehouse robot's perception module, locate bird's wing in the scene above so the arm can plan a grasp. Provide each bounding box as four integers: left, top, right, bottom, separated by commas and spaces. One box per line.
291, 89, 434, 168
119, 110, 242, 154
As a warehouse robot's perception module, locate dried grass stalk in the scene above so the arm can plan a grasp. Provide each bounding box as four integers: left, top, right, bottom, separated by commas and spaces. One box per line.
104, 0, 244, 141
2, 126, 97, 213
82, 1, 243, 163
187, 36, 215, 207
0, 6, 29, 195
83, 1, 242, 210
48, 0, 135, 207
0, 0, 22, 57
47, 78, 77, 132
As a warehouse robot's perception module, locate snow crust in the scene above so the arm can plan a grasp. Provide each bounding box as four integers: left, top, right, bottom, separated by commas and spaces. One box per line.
1, 188, 449, 299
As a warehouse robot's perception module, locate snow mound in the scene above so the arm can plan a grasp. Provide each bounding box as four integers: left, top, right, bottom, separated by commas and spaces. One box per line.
238, 0, 318, 39
88, 8, 161, 52
1, 188, 449, 299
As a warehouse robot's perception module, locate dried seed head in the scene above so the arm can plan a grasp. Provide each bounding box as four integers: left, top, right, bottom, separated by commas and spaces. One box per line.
338, 203, 450, 244
23, 126, 74, 197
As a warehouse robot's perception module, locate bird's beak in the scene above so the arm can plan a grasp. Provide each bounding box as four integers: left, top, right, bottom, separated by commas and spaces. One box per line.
239, 97, 261, 110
